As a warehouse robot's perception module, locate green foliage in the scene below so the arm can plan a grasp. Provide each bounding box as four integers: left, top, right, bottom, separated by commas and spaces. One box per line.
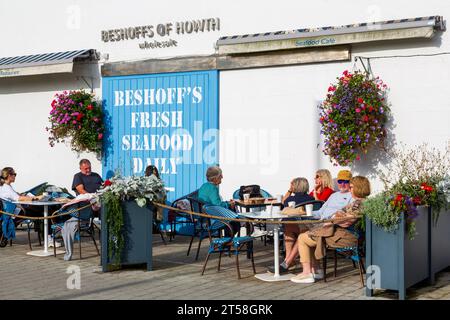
103, 191, 124, 268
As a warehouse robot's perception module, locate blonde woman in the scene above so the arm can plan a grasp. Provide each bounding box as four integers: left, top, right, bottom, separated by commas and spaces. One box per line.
269, 177, 315, 274
309, 169, 334, 202
0, 167, 42, 202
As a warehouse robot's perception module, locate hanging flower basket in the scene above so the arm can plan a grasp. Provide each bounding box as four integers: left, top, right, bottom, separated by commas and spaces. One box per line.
47, 90, 104, 156
318, 70, 390, 166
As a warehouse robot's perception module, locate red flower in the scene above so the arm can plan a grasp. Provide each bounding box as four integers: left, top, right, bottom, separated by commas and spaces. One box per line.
51, 100, 57, 108
362, 115, 369, 122
420, 183, 433, 193
394, 193, 404, 206
368, 106, 374, 112
76, 113, 84, 121
413, 196, 422, 205
357, 97, 364, 104
343, 70, 349, 76
356, 155, 361, 161
104, 179, 112, 186
98, 133, 103, 140
328, 86, 336, 92
87, 104, 93, 110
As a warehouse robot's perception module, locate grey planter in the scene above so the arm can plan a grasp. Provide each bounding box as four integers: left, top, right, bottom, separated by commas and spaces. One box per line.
365, 206, 430, 300
101, 200, 153, 271
430, 208, 450, 282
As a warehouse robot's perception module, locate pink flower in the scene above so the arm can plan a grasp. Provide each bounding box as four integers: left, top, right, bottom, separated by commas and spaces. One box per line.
72, 120, 77, 124
98, 133, 103, 140
355, 108, 361, 113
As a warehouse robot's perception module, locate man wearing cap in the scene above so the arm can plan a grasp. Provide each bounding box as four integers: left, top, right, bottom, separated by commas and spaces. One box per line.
312, 170, 353, 220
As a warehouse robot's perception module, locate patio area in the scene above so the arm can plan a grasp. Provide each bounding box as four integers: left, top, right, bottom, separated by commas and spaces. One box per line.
1, 229, 450, 300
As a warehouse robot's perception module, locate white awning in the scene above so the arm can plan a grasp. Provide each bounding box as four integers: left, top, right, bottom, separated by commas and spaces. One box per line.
217, 16, 446, 54
0, 49, 99, 78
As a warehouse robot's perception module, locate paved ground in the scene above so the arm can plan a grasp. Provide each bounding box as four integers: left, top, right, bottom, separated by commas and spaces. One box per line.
1, 229, 449, 300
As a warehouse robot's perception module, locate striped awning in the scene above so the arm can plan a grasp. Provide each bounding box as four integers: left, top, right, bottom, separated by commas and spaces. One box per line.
0, 49, 99, 78
217, 16, 446, 54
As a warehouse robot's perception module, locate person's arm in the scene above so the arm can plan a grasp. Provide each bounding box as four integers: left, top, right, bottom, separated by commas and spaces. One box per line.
75, 184, 88, 195
204, 184, 229, 208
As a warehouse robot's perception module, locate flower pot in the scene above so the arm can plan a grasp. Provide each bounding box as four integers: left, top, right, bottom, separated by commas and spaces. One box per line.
365, 206, 430, 300
101, 200, 153, 271
430, 207, 450, 281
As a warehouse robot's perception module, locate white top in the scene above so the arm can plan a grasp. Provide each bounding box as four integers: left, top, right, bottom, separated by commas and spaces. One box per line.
0, 184, 20, 202
313, 191, 353, 219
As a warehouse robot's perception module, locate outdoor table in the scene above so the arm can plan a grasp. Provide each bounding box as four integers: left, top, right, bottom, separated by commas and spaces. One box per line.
239, 209, 293, 282
14, 200, 64, 257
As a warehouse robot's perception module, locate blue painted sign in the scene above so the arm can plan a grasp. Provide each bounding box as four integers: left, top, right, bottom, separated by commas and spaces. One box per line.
102, 70, 219, 203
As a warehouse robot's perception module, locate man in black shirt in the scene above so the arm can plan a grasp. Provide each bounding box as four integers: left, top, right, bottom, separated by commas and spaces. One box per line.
72, 159, 103, 195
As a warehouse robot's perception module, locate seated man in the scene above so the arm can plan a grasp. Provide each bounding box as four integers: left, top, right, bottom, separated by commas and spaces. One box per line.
61, 159, 103, 261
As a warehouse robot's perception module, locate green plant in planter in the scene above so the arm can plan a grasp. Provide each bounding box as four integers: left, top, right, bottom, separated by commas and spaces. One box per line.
363, 143, 450, 240
98, 173, 166, 267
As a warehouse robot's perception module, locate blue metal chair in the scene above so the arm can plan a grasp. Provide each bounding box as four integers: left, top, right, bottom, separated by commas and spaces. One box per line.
51, 201, 99, 259
201, 205, 255, 279
0, 198, 41, 250
323, 225, 365, 287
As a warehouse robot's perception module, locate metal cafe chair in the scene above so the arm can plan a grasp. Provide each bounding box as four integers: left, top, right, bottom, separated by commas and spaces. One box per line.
0, 198, 41, 250
201, 205, 255, 279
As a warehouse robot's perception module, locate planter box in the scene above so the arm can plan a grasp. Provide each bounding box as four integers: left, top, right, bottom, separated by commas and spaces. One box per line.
430, 208, 450, 281
101, 200, 153, 271
365, 206, 430, 300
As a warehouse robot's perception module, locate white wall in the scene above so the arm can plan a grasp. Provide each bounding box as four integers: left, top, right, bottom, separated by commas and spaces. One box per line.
1, 0, 449, 195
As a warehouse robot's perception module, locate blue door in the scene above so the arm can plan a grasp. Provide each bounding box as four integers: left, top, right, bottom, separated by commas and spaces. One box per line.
102, 70, 219, 203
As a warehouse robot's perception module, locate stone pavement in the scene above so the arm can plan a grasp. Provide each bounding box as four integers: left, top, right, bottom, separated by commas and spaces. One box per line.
0, 229, 449, 300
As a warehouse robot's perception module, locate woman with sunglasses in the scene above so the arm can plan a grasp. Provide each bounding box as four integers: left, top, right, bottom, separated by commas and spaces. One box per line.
310, 169, 334, 202
0, 167, 42, 202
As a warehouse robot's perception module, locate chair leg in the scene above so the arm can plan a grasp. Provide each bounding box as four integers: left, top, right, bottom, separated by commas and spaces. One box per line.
53, 237, 56, 257
334, 250, 338, 278
251, 251, 256, 274
352, 260, 357, 269
9, 239, 12, 246
201, 252, 211, 276
218, 252, 222, 271
27, 226, 32, 251
79, 231, 82, 260
187, 236, 194, 256
91, 230, 100, 256
358, 260, 365, 287
323, 255, 327, 283
37, 223, 42, 247
235, 250, 241, 279
159, 232, 167, 245
195, 237, 203, 261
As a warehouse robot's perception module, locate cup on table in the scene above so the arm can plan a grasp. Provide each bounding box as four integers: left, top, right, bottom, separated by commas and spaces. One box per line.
243, 193, 250, 202
42, 192, 48, 197
288, 201, 296, 208
305, 204, 313, 216
276, 194, 282, 203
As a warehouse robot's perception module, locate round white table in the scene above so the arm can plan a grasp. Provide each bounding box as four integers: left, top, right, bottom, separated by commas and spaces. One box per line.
14, 201, 65, 257
239, 209, 296, 281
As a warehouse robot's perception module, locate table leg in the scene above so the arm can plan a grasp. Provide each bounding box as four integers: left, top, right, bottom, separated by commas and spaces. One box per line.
43, 205, 48, 253
254, 221, 294, 282
26, 205, 64, 257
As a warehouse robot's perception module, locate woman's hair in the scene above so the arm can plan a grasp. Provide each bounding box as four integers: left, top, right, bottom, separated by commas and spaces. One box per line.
145, 165, 160, 179
0, 167, 15, 186
350, 176, 371, 198
206, 166, 222, 182
291, 177, 309, 194
316, 169, 333, 190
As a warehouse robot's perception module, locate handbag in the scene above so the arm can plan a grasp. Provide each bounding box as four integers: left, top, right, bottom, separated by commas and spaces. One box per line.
238, 185, 263, 200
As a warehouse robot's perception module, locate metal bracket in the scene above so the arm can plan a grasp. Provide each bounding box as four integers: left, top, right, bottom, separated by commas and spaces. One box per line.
79, 76, 94, 93
355, 56, 373, 78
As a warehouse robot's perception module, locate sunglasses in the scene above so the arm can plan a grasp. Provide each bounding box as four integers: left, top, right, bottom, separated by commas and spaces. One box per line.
315, 175, 321, 179
337, 180, 349, 184
10, 172, 17, 176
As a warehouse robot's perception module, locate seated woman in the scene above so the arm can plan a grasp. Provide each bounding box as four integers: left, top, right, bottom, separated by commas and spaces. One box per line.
198, 166, 238, 235
268, 178, 314, 273
198, 166, 235, 210
290, 176, 371, 283
145, 165, 166, 222
310, 169, 334, 202
0, 167, 43, 204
